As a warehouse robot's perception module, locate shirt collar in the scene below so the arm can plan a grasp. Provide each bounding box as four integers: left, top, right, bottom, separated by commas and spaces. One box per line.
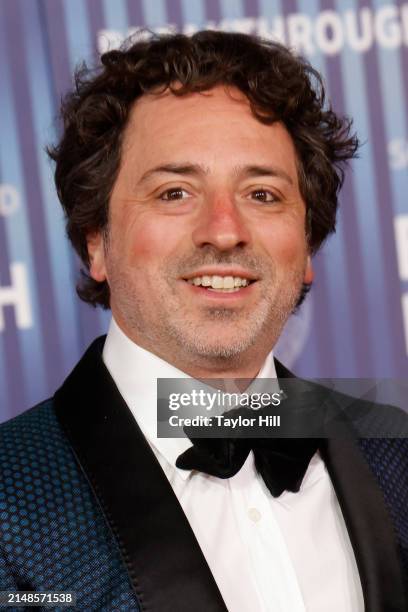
102, 317, 278, 480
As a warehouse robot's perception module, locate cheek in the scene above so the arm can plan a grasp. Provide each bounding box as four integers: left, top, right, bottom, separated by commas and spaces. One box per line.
258, 221, 308, 265
122, 215, 187, 264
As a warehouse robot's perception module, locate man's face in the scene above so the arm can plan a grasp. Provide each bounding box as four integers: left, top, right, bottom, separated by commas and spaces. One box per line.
88, 86, 313, 375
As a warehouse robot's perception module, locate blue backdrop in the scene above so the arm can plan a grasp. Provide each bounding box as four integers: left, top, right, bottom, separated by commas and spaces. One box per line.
0, 0, 407, 422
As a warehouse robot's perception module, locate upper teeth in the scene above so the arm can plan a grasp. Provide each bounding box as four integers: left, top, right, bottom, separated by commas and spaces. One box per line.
187, 275, 250, 289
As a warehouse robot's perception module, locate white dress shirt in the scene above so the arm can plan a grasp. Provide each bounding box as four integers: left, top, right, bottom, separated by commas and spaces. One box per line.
103, 318, 364, 612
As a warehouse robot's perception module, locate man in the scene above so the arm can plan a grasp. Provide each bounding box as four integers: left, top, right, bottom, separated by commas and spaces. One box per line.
0, 31, 406, 611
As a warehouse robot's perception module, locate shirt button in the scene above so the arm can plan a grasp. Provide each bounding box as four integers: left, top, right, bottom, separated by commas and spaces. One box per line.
248, 507, 261, 523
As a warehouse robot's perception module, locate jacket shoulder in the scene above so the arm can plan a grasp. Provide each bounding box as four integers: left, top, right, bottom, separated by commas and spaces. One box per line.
1, 398, 64, 445
0, 399, 72, 478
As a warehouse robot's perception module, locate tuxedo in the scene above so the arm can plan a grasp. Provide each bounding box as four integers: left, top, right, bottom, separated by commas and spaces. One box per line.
0, 336, 407, 611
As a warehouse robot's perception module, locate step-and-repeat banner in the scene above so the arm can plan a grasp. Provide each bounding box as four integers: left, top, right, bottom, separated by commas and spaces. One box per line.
0, 0, 407, 422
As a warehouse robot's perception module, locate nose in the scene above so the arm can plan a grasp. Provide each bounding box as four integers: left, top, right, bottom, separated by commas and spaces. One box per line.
191, 192, 251, 251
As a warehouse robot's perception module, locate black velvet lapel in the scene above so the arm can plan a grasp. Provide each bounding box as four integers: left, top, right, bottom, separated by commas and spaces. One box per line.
54, 336, 227, 612
275, 359, 407, 612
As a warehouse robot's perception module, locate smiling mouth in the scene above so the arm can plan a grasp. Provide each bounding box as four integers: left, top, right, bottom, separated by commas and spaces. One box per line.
184, 275, 256, 293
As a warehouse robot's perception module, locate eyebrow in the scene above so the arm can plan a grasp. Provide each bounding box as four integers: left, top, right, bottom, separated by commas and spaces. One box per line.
239, 164, 294, 185
138, 162, 294, 185
139, 163, 209, 183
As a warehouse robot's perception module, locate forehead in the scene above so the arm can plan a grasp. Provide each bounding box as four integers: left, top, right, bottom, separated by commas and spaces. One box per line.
121, 86, 299, 179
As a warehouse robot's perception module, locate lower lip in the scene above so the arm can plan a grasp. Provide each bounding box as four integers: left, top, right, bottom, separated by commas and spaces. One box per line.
182, 281, 256, 300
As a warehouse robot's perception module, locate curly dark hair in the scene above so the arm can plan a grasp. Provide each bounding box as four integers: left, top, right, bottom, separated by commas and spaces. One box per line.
48, 30, 359, 308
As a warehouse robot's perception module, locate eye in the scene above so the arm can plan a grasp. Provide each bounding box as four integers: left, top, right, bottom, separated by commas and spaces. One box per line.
159, 187, 191, 201
249, 189, 279, 203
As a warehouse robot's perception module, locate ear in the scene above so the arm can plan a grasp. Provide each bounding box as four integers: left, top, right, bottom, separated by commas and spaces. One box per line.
86, 232, 107, 282
303, 256, 314, 284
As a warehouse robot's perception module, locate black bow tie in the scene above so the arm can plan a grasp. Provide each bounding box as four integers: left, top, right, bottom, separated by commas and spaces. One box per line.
176, 402, 321, 498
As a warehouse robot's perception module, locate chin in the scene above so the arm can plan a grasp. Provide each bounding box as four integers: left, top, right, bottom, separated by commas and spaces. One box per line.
180, 333, 256, 361
167, 311, 271, 360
